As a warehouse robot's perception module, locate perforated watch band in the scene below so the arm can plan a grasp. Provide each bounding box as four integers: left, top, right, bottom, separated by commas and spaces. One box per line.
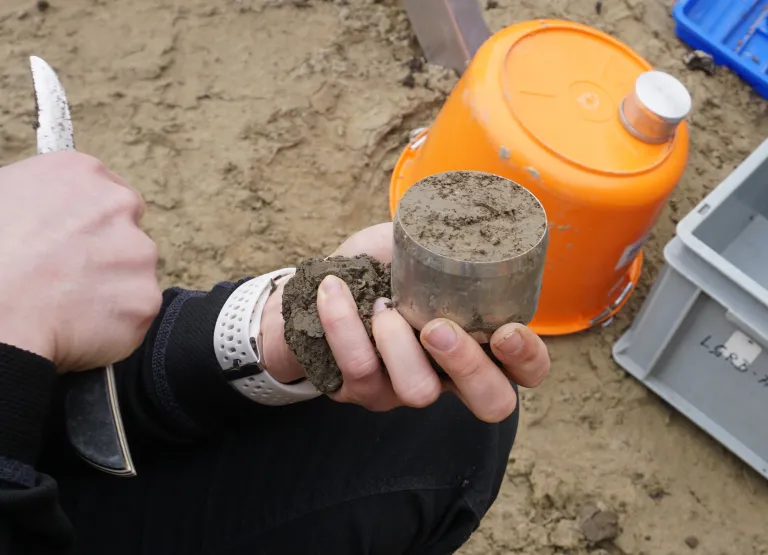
214, 269, 321, 406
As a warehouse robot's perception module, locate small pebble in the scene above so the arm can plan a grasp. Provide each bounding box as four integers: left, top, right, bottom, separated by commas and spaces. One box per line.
683, 50, 716, 76
36, 0, 49, 12
685, 536, 700, 549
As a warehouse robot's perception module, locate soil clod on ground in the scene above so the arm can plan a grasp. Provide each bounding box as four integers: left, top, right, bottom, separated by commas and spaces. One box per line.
578, 502, 620, 544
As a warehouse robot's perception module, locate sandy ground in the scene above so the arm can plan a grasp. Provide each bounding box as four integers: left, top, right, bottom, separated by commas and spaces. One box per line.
2, 0, 768, 553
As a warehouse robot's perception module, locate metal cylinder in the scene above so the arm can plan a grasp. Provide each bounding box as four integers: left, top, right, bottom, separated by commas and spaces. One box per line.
619, 70, 692, 144
391, 171, 549, 343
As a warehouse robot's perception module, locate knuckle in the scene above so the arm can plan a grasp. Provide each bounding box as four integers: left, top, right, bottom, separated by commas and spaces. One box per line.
479, 394, 517, 423
140, 235, 159, 264
446, 352, 484, 381
320, 304, 355, 334
342, 349, 380, 381
401, 378, 441, 408
71, 152, 105, 173
110, 184, 144, 215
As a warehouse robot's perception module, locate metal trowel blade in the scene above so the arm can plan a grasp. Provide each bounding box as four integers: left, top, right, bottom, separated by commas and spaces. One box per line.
403, 0, 491, 74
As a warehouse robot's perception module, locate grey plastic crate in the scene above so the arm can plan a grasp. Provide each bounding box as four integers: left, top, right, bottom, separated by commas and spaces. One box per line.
677, 137, 768, 307
612, 237, 768, 479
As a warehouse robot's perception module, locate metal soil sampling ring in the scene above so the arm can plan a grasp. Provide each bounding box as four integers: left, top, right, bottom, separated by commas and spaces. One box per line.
392, 170, 549, 343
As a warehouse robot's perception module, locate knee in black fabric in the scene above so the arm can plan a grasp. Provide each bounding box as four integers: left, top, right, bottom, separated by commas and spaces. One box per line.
51, 390, 520, 555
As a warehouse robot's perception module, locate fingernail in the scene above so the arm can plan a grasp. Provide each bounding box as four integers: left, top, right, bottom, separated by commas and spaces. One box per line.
496, 329, 524, 355
373, 297, 391, 314
320, 275, 343, 296
424, 321, 458, 351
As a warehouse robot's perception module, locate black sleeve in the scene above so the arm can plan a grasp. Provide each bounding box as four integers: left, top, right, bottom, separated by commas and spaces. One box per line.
0, 344, 75, 554
114, 278, 276, 448
0, 277, 273, 554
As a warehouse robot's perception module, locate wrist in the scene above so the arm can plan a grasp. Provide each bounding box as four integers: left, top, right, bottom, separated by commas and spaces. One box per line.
0, 320, 54, 363
0, 341, 58, 466
261, 277, 306, 384
214, 270, 320, 407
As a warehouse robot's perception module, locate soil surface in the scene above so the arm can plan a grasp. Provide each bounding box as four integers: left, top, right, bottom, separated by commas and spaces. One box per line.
282, 254, 390, 393
397, 171, 547, 262
3, 0, 768, 553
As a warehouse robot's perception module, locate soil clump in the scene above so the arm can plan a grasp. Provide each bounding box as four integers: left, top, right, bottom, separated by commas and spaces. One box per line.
282, 254, 391, 393
397, 171, 547, 262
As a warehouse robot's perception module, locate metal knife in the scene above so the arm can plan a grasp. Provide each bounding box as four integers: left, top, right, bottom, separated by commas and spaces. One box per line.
30, 56, 136, 477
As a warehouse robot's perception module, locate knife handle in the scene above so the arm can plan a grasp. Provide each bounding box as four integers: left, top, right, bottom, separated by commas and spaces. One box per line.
64, 365, 136, 477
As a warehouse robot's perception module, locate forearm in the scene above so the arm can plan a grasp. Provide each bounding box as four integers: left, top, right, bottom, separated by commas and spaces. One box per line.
0, 344, 75, 554
0, 278, 264, 553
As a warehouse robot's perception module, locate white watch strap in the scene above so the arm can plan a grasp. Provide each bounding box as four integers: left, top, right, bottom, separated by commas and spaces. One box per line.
214, 269, 322, 406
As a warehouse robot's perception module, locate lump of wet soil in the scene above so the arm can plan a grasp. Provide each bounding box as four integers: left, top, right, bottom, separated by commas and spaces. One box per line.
397, 171, 546, 263
282, 254, 391, 394
577, 502, 620, 544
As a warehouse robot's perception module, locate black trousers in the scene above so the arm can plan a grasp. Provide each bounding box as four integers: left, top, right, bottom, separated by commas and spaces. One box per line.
48, 391, 518, 555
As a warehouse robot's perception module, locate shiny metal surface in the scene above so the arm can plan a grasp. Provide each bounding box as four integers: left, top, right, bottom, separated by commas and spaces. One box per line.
391, 173, 549, 343
30, 56, 75, 153
403, 0, 490, 74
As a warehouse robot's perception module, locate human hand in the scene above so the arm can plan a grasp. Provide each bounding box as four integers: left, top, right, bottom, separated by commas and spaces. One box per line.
0, 152, 162, 372
261, 223, 550, 423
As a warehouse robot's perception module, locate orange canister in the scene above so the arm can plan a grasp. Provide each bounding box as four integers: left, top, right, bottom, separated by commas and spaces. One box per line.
389, 19, 692, 336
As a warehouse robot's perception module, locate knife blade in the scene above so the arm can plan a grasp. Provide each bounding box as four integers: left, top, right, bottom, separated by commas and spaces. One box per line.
30, 55, 136, 477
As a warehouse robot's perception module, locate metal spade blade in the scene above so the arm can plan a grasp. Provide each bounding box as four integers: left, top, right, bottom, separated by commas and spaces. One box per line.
403, 0, 491, 74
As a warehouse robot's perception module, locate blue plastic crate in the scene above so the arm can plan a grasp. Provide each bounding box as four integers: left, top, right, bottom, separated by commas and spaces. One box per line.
673, 0, 768, 100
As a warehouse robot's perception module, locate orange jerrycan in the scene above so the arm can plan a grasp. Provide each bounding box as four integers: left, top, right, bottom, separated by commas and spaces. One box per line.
389, 19, 692, 336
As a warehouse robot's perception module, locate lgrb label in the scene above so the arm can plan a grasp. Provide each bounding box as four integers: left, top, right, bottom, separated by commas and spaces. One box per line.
723, 330, 763, 366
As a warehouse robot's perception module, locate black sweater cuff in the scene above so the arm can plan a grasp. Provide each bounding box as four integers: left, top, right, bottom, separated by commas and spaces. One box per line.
0, 343, 57, 466
117, 279, 262, 445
